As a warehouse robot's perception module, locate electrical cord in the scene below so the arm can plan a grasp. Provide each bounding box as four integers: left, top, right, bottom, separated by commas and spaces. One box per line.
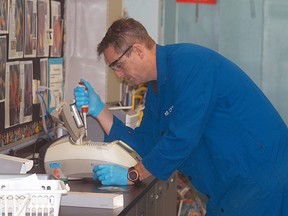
31, 137, 49, 167
36, 91, 50, 140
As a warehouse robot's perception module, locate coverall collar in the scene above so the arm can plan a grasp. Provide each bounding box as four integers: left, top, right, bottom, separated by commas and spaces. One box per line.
155, 44, 168, 88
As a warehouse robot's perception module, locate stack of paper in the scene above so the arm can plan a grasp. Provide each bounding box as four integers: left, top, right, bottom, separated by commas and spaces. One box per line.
61, 191, 123, 209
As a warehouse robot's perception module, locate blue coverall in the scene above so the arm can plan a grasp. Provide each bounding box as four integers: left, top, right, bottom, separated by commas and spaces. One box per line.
105, 44, 288, 215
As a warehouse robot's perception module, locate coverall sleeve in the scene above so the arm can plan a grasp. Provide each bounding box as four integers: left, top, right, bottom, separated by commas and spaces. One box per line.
103, 89, 159, 157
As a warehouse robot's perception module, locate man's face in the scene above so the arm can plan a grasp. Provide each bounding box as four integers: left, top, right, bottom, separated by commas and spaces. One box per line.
104, 44, 148, 85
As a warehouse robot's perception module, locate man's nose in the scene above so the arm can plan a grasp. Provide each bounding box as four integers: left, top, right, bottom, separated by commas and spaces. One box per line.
115, 70, 124, 78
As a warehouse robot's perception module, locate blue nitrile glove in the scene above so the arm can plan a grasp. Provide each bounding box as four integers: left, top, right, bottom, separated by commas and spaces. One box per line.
73, 79, 104, 118
93, 164, 128, 186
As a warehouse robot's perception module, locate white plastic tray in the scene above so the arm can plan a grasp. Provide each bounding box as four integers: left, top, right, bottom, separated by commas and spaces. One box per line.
0, 174, 68, 216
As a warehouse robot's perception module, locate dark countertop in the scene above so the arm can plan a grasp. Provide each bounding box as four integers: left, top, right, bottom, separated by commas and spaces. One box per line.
29, 160, 157, 216
59, 177, 157, 216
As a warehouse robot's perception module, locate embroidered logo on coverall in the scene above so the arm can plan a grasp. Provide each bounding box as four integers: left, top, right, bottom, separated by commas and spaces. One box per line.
164, 106, 174, 116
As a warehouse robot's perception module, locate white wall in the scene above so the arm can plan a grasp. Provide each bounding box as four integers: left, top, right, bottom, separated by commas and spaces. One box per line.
64, 0, 107, 103
123, 0, 163, 44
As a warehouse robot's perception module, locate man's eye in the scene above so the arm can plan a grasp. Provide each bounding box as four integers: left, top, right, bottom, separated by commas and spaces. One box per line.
114, 62, 122, 69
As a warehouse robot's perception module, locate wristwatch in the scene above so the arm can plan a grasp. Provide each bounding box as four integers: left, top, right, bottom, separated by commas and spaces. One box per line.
128, 167, 141, 185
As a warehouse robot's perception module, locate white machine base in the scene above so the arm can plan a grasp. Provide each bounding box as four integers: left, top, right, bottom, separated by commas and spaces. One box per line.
44, 136, 141, 179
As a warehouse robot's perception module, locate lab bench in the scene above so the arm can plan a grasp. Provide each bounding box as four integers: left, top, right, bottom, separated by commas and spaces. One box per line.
10, 137, 177, 216
59, 174, 177, 216
30, 163, 177, 216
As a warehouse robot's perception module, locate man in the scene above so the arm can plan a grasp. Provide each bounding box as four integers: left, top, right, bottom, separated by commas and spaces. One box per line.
74, 18, 288, 215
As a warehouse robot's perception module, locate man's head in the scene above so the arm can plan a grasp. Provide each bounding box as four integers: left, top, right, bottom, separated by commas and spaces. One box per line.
97, 17, 155, 57
97, 18, 157, 85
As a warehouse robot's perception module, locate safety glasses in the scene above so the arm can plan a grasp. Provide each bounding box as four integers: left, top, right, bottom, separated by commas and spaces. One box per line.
108, 45, 133, 71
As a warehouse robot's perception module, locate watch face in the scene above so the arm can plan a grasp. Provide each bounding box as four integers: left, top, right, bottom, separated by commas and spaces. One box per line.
129, 170, 138, 181
128, 169, 139, 182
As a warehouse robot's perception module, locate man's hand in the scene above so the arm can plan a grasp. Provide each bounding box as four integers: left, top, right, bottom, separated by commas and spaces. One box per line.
74, 79, 104, 118
93, 164, 128, 186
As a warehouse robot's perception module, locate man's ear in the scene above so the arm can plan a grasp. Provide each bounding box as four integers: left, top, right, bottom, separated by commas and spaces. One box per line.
133, 44, 144, 59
